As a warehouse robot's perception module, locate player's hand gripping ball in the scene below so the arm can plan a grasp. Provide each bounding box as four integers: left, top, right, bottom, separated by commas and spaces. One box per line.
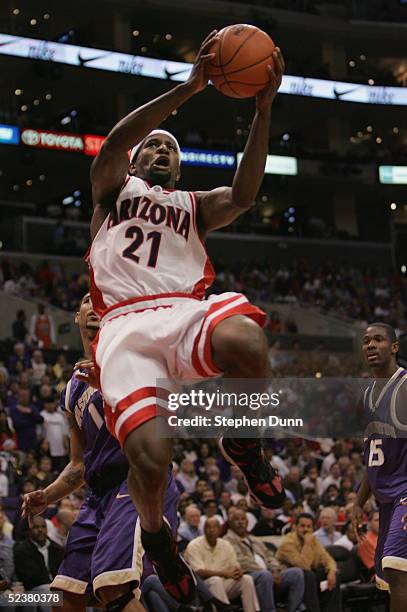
206, 24, 278, 98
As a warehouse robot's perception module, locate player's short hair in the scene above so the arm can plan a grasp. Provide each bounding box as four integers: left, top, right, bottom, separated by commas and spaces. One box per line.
295, 512, 315, 526
367, 322, 397, 343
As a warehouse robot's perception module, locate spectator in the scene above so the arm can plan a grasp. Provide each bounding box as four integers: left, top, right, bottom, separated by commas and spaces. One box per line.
322, 463, 342, 493
0, 511, 14, 594
264, 447, 289, 479
314, 508, 341, 547
301, 465, 323, 497
176, 459, 198, 494
11, 310, 28, 342
52, 353, 68, 381
31, 350, 47, 386
191, 478, 209, 505
252, 507, 278, 537
185, 517, 260, 611
0, 466, 8, 497
335, 522, 358, 552
235, 498, 258, 532
277, 513, 341, 612
45, 509, 75, 548
218, 491, 233, 522
36, 456, 57, 487
0, 411, 17, 451
40, 395, 69, 471
358, 510, 379, 572
9, 388, 43, 451
200, 499, 224, 529
178, 505, 203, 544
225, 508, 305, 612
7, 343, 30, 376
283, 468, 303, 502
30, 304, 56, 349
13, 516, 64, 597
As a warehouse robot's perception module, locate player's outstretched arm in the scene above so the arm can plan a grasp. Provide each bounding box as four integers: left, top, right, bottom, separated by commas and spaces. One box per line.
196, 47, 285, 235
21, 413, 85, 526
90, 30, 219, 205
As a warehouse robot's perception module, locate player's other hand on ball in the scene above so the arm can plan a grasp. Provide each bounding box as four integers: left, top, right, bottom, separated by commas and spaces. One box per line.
185, 30, 219, 94
74, 359, 100, 389
21, 490, 48, 527
256, 47, 285, 113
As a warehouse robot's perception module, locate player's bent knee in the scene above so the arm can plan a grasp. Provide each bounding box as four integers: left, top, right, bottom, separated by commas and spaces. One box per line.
211, 316, 268, 374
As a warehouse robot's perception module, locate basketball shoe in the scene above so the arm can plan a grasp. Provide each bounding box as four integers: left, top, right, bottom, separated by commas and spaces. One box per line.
219, 437, 286, 508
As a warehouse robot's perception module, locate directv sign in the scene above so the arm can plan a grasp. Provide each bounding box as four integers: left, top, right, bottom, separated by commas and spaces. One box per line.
0, 124, 19, 145
379, 165, 407, 185
237, 153, 298, 176
181, 149, 235, 169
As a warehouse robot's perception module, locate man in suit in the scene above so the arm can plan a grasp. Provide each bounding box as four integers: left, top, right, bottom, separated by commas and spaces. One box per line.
224, 509, 305, 612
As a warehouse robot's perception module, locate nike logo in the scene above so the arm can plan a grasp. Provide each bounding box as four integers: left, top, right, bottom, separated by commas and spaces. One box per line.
400, 497, 407, 504
164, 66, 190, 80
333, 85, 361, 100
116, 493, 130, 499
77, 51, 112, 66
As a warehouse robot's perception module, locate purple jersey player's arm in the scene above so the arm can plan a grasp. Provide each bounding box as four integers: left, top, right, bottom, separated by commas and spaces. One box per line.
21, 413, 86, 525
196, 49, 285, 237
351, 470, 371, 542
89, 31, 219, 240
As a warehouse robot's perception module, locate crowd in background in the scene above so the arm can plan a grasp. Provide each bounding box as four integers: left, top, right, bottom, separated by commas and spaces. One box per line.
2, 258, 407, 334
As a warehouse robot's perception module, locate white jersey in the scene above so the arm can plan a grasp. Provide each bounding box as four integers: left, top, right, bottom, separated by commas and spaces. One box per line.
89, 176, 215, 314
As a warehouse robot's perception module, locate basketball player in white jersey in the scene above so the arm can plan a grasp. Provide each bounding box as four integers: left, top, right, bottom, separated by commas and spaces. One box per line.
86, 30, 285, 603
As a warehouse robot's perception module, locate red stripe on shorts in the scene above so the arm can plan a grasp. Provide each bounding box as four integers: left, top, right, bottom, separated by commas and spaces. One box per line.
115, 386, 170, 416
117, 404, 169, 448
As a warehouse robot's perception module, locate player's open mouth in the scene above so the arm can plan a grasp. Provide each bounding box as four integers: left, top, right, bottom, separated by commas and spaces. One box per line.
153, 156, 170, 168
367, 353, 379, 360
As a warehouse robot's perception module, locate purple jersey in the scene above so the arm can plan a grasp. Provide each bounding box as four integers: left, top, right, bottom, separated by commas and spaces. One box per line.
61, 374, 128, 489
363, 367, 407, 504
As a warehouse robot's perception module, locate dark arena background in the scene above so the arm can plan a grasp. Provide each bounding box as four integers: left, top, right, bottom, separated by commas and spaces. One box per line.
1, 1, 407, 611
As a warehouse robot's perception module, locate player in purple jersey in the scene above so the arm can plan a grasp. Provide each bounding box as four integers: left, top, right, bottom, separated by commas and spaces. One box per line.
352, 322, 407, 610
22, 294, 180, 612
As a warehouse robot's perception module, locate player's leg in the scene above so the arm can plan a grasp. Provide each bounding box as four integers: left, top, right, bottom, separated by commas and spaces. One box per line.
52, 592, 90, 612
382, 500, 407, 610
383, 569, 407, 611
97, 585, 144, 611
211, 315, 286, 508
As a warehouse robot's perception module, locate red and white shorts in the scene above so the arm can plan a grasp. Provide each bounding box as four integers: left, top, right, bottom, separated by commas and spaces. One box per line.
93, 292, 266, 447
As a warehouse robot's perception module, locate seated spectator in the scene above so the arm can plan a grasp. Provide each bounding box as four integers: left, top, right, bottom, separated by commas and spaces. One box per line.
176, 459, 198, 494
9, 388, 43, 451
225, 508, 305, 612
335, 522, 357, 552
52, 353, 68, 381
45, 509, 75, 548
283, 468, 303, 502
0, 411, 17, 451
36, 456, 57, 487
0, 510, 14, 595
303, 490, 321, 518
251, 507, 278, 537
0, 507, 14, 539
200, 499, 224, 529
218, 491, 233, 522
321, 462, 342, 493
321, 484, 341, 507
178, 505, 203, 544
0, 466, 9, 497
358, 510, 379, 572
185, 517, 260, 611
7, 343, 31, 376
301, 465, 323, 497
277, 513, 341, 612
263, 446, 289, 479
13, 516, 64, 593
40, 394, 69, 472
275, 499, 294, 534
314, 508, 342, 547
31, 350, 47, 386
234, 498, 258, 532
188, 479, 206, 505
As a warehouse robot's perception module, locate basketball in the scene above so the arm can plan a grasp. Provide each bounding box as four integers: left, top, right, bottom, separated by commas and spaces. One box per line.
206, 24, 275, 99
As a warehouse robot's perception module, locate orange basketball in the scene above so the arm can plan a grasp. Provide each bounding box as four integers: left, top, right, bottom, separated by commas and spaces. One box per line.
206, 24, 275, 99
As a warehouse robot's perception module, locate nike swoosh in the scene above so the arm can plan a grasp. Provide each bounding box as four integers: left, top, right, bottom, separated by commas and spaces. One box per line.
164, 66, 190, 79
77, 51, 111, 66
116, 493, 131, 499
400, 497, 407, 504
333, 85, 361, 100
